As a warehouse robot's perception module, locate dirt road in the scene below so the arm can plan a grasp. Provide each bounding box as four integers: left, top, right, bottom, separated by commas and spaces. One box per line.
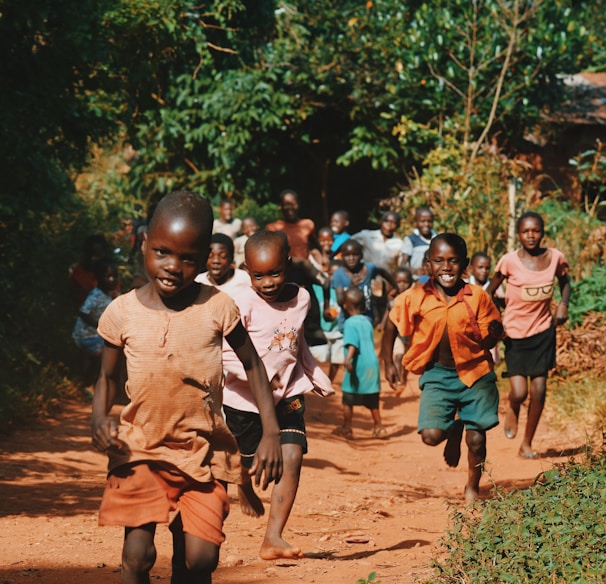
0, 376, 584, 584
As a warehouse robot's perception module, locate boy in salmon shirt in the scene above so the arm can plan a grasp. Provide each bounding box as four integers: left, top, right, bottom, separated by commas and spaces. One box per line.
381, 233, 503, 504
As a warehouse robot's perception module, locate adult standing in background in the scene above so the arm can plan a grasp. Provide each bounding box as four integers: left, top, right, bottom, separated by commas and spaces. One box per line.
265, 189, 316, 260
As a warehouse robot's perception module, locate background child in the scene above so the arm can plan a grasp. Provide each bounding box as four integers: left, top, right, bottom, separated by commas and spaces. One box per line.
382, 233, 503, 504
72, 258, 119, 392
329, 210, 352, 257
313, 259, 344, 383
487, 211, 571, 459
388, 266, 414, 394
399, 206, 437, 283
309, 226, 334, 277
91, 191, 282, 584
221, 230, 333, 561
213, 198, 242, 239
233, 216, 259, 268
68, 234, 114, 306
196, 233, 251, 296
334, 287, 386, 440
468, 251, 505, 364
331, 238, 396, 328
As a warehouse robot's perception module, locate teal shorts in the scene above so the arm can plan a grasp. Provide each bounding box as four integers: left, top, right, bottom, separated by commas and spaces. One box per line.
418, 364, 499, 433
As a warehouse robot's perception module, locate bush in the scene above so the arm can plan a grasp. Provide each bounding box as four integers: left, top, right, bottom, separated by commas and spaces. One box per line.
430, 451, 606, 583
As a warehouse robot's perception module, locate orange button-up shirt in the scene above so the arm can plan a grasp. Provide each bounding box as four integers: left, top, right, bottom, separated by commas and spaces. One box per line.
389, 280, 501, 387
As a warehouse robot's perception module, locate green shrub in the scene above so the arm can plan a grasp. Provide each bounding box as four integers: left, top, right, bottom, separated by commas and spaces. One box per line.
430, 451, 606, 583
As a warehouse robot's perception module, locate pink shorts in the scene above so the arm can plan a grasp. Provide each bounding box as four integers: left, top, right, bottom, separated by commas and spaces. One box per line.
99, 463, 230, 546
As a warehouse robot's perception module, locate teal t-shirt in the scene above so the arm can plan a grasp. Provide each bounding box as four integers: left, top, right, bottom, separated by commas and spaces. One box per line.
342, 314, 380, 395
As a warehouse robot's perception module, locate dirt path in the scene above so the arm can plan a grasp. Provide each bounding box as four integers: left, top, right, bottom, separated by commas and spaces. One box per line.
0, 375, 586, 584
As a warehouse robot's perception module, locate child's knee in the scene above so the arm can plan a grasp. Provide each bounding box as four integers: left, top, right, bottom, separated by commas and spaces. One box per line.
122, 538, 156, 574
465, 429, 486, 455
185, 543, 220, 574
420, 428, 444, 446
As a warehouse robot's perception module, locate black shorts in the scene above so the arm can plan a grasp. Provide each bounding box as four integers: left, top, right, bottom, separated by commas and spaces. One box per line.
341, 392, 380, 409
224, 395, 307, 469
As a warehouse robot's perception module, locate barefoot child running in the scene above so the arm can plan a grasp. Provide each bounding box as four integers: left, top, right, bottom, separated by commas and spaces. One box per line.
91, 191, 282, 584
487, 211, 571, 459
334, 287, 387, 440
222, 230, 334, 560
382, 233, 504, 504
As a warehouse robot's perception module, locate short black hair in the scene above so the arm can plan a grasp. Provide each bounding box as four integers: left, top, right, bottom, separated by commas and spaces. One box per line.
470, 251, 490, 264
211, 233, 235, 260
429, 233, 468, 261
516, 211, 544, 234
245, 230, 290, 262
279, 188, 299, 204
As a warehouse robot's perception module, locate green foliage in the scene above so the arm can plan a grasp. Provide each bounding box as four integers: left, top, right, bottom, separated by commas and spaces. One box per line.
357, 572, 381, 584
430, 451, 606, 583
566, 265, 606, 327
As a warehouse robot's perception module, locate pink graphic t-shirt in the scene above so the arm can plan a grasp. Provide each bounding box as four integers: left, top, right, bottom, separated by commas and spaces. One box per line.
222, 285, 333, 413
495, 248, 568, 339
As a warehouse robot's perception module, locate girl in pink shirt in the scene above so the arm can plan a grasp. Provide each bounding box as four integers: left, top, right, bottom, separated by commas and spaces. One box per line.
488, 211, 571, 459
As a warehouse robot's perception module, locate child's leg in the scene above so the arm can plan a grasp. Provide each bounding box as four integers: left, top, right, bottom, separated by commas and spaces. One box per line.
504, 375, 529, 439
421, 421, 464, 467
464, 429, 486, 504
519, 375, 547, 457
122, 524, 157, 584
342, 404, 354, 430
238, 479, 265, 518
370, 407, 388, 438
328, 362, 340, 382
170, 515, 219, 584
260, 442, 304, 560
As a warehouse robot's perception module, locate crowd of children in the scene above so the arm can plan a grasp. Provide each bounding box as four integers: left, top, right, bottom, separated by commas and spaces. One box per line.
84, 190, 571, 581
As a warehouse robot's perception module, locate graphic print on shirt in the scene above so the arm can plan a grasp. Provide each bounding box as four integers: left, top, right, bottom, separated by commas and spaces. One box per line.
267, 326, 300, 352
521, 281, 554, 302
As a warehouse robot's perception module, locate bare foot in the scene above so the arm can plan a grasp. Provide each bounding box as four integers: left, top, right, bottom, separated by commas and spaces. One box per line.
464, 485, 479, 506
518, 446, 539, 459
443, 419, 464, 468
393, 382, 405, 397
504, 404, 518, 439
259, 537, 304, 560
238, 483, 265, 518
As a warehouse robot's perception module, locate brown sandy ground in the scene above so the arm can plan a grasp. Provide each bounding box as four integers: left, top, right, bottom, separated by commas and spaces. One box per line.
0, 374, 588, 584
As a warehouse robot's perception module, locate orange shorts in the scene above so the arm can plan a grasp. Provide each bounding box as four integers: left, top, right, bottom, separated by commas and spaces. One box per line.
99, 463, 230, 546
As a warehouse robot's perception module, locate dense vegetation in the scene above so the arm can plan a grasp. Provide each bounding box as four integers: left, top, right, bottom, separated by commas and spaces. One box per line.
1, 1, 605, 425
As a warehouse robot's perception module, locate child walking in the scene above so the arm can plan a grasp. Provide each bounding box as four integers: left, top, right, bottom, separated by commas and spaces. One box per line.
382, 233, 504, 504
221, 230, 333, 560
91, 191, 282, 584
334, 287, 387, 440
487, 211, 571, 459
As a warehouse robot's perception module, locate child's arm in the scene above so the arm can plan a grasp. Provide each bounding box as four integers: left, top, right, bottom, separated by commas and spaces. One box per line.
485, 272, 505, 298
226, 322, 283, 490
381, 316, 405, 389
479, 320, 505, 350
376, 266, 398, 291
344, 345, 356, 373
91, 342, 123, 452
555, 273, 571, 326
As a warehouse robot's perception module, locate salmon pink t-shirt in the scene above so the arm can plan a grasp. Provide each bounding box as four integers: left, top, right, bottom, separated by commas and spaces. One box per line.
495, 248, 568, 339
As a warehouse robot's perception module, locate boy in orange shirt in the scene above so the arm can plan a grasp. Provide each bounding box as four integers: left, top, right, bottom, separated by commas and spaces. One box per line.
381, 233, 503, 504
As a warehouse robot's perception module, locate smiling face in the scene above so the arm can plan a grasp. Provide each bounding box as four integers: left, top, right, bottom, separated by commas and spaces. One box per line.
219, 201, 233, 222
517, 216, 544, 253
245, 239, 289, 303
330, 211, 349, 235
280, 192, 300, 223
241, 217, 259, 237
394, 269, 413, 294
317, 227, 334, 253
142, 212, 208, 304
427, 237, 467, 296
415, 210, 434, 238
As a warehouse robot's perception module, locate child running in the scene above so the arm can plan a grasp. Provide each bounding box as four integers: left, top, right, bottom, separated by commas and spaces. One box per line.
487, 211, 571, 459
334, 287, 386, 440
91, 191, 282, 584
221, 230, 334, 560
382, 233, 504, 504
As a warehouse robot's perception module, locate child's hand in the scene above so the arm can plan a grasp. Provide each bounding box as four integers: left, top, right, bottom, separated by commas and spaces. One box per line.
554, 302, 568, 326
270, 373, 283, 392
249, 434, 283, 490
488, 319, 504, 339
383, 362, 402, 391
323, 307, 337, 322
91, 415, 122, 452
344, 360, 353, 373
